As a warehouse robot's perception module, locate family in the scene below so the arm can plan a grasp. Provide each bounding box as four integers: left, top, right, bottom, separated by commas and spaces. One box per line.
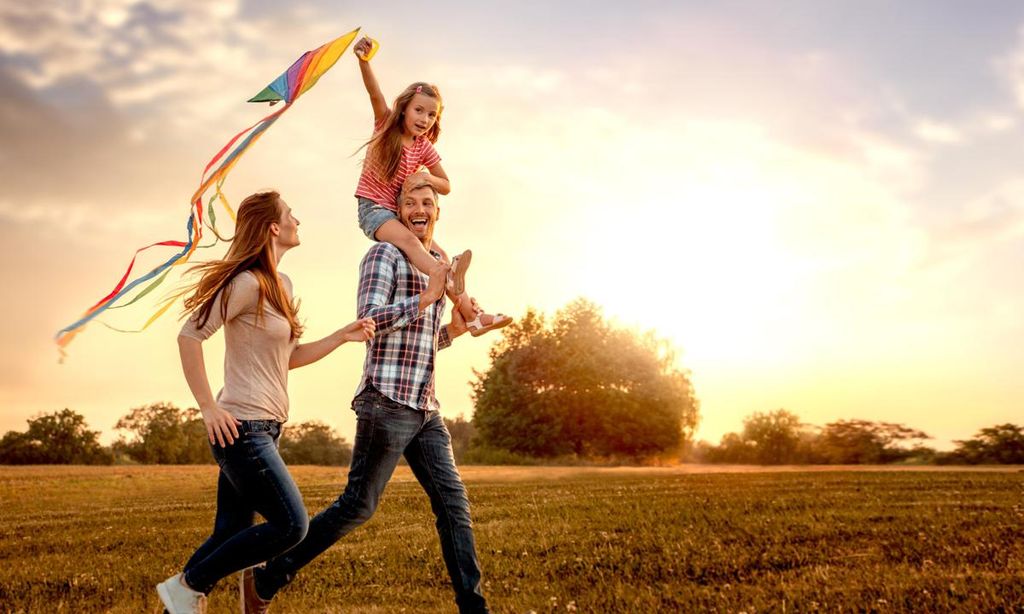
156, 37, 509, 614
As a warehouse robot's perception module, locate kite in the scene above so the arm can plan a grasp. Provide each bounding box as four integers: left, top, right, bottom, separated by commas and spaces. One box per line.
55, 27, 375, 358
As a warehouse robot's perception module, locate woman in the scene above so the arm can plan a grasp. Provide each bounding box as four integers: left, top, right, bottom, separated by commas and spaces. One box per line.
156, 191, 374, 614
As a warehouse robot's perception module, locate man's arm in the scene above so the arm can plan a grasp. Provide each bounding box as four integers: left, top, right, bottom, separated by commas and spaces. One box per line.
437, 297, 470, 351
357, 244, 446, 336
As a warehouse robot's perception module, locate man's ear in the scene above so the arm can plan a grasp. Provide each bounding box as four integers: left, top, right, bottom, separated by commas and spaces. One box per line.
435, 205, 441, 222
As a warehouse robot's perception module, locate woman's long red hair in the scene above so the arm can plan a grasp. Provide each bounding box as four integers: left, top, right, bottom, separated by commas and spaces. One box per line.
181, 191, 303, 340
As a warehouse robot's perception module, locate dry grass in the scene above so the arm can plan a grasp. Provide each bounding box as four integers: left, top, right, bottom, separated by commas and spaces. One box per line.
1, 465, 1022, 612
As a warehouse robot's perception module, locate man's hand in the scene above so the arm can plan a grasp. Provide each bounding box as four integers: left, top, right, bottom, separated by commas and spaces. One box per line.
200, 403, 241, 448
419, 260, 448, 311
340, 317, 376, 343
448, 297, 469, 338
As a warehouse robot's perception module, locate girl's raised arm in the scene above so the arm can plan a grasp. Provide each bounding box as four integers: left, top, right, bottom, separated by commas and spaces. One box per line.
402, 162, 451, 197
355, 37, 389, 122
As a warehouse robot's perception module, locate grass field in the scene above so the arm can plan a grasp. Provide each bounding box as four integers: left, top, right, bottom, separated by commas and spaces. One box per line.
0, 465, 1022, 613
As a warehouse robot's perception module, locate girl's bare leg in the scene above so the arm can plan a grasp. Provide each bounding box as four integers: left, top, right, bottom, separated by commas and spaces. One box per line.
375, 219, 448, 278
431, 240, 512, 334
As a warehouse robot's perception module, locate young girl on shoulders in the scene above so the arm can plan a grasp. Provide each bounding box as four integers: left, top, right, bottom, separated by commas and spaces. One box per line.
352, 36, 509, 336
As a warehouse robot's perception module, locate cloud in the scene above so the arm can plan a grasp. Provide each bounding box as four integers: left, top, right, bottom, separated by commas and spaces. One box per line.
0, 1, 345, 135
997, 23, 1024, 111
912, 118, 963, 143
932, 179, 1024, 249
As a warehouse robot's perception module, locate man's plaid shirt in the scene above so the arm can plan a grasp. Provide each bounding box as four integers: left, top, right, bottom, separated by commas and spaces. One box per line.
353, 242, 452, 412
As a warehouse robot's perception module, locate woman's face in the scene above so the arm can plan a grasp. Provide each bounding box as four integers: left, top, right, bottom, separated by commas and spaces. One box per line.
274, 199, 300, 248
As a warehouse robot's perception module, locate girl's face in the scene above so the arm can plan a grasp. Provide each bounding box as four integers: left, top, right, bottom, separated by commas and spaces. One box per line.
402, 93, 439, 138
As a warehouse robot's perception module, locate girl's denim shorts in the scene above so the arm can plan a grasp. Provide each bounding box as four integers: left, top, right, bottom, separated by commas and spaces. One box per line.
357, 197, 398, 240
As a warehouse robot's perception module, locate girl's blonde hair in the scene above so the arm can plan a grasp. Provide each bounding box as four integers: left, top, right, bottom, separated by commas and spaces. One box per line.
181, 191, 303, 341
362, 82, 443, 183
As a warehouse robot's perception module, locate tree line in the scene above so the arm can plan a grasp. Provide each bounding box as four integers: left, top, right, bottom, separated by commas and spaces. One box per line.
3, 405, 1021, 467
690, 408, 1024, 465
0, 404, 354, 466
4, 300, 1021, 466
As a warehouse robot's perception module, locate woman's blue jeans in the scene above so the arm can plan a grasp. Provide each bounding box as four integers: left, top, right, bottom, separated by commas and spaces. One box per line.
182, 420, 309, 594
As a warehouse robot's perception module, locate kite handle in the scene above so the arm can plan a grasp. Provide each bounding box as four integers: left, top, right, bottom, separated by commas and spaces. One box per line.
356, 37, 379, 61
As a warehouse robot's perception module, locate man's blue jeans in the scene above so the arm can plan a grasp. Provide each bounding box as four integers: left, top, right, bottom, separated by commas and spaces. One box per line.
256, 386, 489, 613
182, 420, 309, 594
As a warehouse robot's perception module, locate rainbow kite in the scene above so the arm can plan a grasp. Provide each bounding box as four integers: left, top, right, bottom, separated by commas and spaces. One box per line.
55, 27, 369, 358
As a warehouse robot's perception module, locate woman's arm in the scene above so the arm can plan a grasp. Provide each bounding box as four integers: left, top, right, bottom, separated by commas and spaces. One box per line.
178, 335, 241, 447
289, 318, 376, 369
355, 37, 389, 122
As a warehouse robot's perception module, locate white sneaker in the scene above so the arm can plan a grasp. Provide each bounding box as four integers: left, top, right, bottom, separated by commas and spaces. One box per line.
156, 573, 207, 614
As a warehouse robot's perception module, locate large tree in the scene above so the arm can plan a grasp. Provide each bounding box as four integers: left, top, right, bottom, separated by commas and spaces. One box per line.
472, 299, 699, 459
0, 409, 112, 465
113, 403, 212, 464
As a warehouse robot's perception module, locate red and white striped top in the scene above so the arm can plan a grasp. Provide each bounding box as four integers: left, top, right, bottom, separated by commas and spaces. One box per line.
354, 119, 441, 211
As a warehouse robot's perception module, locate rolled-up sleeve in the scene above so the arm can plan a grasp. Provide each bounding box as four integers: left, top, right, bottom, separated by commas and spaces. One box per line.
438, 325, 452, 350
357, 244, 422, 335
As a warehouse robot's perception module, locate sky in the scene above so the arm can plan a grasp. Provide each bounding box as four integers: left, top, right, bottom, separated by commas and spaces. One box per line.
1, 0, 1022, 450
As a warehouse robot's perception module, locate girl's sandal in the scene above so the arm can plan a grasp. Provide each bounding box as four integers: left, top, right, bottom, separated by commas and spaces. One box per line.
446, 250, 472, 296
466, 312, 513, 337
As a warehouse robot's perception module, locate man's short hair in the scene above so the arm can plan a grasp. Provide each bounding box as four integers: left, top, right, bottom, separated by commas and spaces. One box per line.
399, 181, 439, 204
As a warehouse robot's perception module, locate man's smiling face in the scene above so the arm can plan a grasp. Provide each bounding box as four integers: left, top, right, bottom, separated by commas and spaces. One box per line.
398, 185, 439, 246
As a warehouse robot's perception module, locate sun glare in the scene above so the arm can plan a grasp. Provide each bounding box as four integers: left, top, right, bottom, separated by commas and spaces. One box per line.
575, 156, 811, 367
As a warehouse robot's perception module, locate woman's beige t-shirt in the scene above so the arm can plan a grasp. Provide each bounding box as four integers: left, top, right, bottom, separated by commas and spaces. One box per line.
179, 271, 297, 423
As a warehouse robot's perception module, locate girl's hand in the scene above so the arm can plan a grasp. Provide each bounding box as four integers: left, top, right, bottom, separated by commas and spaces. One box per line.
401, 172, 433, 195
201, 404, 241, 448
354, 37, 374, 61
341, 317, 376, 343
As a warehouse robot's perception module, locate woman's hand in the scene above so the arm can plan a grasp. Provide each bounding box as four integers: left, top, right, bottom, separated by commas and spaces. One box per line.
200, 404, 242, 448
341, 317, 376, 343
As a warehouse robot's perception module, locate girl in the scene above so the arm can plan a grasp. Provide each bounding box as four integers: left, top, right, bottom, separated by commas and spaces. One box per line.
156, 191, 375, 614
352, 36, 510, 336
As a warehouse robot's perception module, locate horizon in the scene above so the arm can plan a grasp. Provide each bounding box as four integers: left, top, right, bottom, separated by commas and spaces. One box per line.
2, 1, 1023, 451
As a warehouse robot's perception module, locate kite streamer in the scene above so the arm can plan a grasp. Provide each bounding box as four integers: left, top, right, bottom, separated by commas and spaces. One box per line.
55, 27, 367, 358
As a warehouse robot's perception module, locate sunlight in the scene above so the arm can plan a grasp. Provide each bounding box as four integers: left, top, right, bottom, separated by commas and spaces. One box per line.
575, 154, 810, 366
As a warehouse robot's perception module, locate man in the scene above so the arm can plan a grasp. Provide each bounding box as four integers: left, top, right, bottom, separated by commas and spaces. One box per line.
245, 182, 490, 613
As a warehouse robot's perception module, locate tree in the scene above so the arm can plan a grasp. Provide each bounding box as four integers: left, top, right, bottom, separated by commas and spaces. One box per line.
279, 421, 352, 466
739, 409, 806, 464
944, 424, 1024, 464
816, 420, 931, 464
472, 299, 700, 459
444, 416, 477, 464
704, 409, 817, 464
0, 409, 112, 465
113, 403, 212, 464
704, 412, 933, 465
704, 432, 755, 464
